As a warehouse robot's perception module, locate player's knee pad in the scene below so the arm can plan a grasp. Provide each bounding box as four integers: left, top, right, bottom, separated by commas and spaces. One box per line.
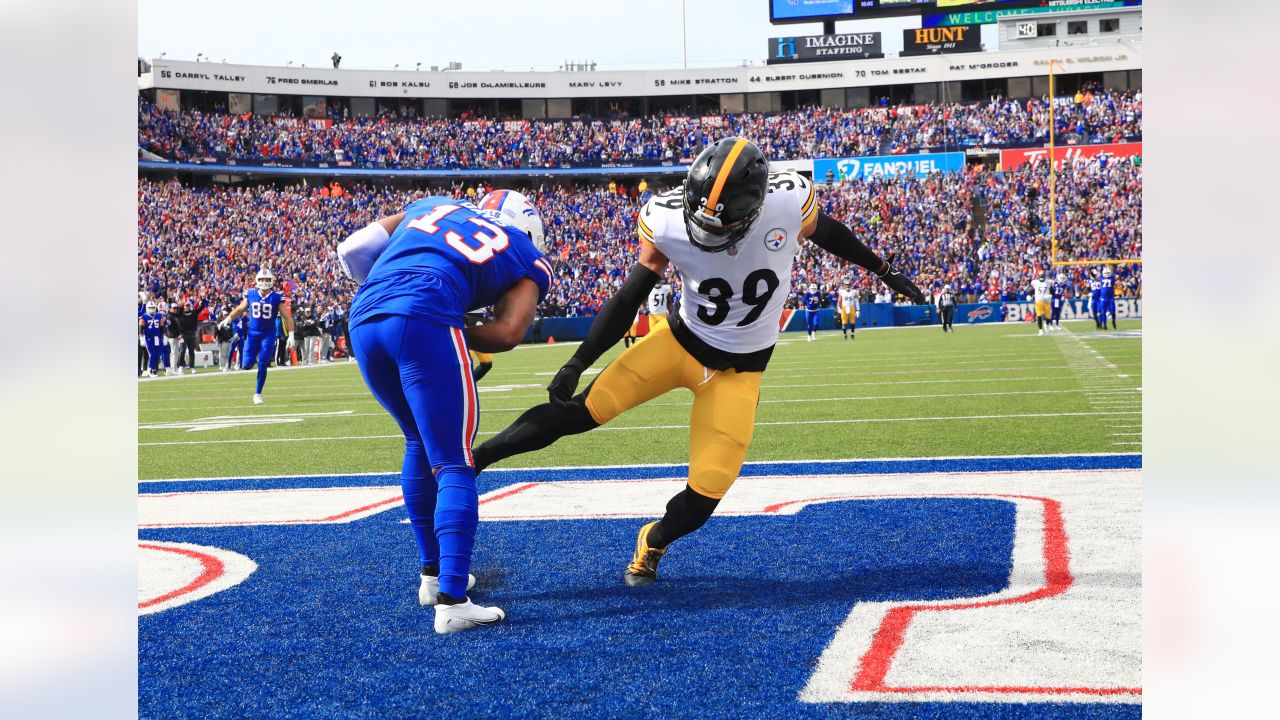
432, 464, 478, 534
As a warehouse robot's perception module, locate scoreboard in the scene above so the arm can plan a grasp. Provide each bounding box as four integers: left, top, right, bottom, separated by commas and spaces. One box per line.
768, 1, 1121, 25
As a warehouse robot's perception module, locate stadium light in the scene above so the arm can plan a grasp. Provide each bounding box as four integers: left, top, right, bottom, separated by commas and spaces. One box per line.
416, 63, 421, 70
196, 53, 203, 62
287, 60, 293, 67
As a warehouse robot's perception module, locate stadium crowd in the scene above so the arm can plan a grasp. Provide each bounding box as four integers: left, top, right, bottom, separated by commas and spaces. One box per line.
138, 152, 1141, 325
138, 88, 1140, 169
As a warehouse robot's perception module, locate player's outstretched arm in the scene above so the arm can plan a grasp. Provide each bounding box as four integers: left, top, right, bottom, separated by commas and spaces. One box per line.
805, 213, 925, 304
337, 212, 404, 283
547, 244, 669, 407
466, 279, 540, 354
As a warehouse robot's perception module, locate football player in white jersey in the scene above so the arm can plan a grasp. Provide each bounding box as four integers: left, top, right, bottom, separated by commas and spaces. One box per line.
1031, 273, 1052, 335
647, 278, 673, 332
838, 280, 859, 340
470, 138, 924, 586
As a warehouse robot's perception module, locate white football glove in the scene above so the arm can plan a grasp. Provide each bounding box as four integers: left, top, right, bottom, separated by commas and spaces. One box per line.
217, 319, 229, 330
286, 333, 297, 350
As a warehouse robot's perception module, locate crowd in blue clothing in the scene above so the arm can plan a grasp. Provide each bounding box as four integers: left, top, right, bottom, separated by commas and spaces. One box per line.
138, 88, 1140, 169
138, 150, 1140, 330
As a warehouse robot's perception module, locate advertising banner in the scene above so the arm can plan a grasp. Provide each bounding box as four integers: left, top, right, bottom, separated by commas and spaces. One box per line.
768, 32, 883, 64
814, 151, 965, 181
1000, 141, 1142, 170
901, 24, 982, 56
1002, 298, 1142, 321
923, 1, 1142, 27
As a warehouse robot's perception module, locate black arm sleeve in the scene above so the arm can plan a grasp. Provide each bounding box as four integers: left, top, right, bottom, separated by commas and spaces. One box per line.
567, 263, 660, 370
809, 212, 888, 276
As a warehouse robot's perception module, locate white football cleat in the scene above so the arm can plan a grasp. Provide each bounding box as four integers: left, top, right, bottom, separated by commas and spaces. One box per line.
252, 393, 264, 405
1038, 329, 1045, 336
434, 598, 505, 634
419, 573, 477, 607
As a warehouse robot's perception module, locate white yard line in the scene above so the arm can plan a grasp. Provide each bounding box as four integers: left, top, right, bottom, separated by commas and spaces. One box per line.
139, 410, 1139, 447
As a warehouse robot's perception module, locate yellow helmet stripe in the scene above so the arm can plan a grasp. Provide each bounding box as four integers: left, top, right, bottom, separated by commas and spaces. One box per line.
702, 138, 749, 218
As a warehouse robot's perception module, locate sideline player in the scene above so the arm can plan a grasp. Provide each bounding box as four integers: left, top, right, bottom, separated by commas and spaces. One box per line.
1031, 273, 1051, 335
802, 282, 821, 341
469, 138, 923, 586
838, 280, 859, 340
937, 283, 955, 333
647, 277, 672, 331
337, 189, 552, 634
1051, 271, 1068, 331
139, 300, 167, 377
1099, 266, 1118, 329
218, 268, 296, 404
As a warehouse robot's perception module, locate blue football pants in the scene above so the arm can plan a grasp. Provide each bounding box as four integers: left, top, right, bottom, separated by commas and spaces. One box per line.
241, 333, 277, 394
350, 314, 480, 599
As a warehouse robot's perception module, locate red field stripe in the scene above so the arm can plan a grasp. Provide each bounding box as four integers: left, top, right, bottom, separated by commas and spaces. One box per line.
479, 482, 538, 505
875, 685, 1141, 696
138, 543, 225, 609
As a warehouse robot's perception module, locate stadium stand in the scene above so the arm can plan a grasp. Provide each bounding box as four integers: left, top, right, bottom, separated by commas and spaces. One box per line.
138, 86, 1140, 169
138, 150, 1141, 317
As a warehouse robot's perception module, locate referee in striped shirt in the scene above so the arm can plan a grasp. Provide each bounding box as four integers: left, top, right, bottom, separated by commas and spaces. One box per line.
937, 284, 956, 333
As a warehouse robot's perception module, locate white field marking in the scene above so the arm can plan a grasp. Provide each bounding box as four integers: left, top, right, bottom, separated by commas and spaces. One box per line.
138, 541, 257, 616
139, 411, 354, 432
1109, 432, 1142, 436
478, 469, 1141, 704
1111, 442, 1143, 446
138, 485, 403, 528
136, 388, 1114, 429
532, 368, 602, 377
138, 411, 1139, 447
513, 340, 582, 350
137, 452, 1140, 484
138, 366, 1086, 402
137, 375, 1090, 414
138, 361, 357, 383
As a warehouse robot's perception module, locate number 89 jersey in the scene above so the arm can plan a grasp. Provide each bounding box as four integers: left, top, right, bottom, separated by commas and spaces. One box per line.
638, 171, 816, 362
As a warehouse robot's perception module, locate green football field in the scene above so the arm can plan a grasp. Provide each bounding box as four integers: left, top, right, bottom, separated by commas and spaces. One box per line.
138, 319, 1142, 480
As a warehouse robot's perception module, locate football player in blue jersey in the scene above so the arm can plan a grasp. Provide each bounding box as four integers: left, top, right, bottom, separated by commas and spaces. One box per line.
337, 189, 553, 634
139, 300, 167, 377
1089, 269, 1104, 330
218, 268, 296, 404
802, 282, 821, 342
1051, 271, 1068, 331
1099, 266, 1118, 330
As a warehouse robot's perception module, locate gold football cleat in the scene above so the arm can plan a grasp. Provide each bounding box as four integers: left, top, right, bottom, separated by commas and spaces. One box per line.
624, 521, 666, 586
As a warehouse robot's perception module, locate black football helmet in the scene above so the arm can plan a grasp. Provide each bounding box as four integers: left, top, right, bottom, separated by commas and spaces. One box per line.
682, 137, 769, 252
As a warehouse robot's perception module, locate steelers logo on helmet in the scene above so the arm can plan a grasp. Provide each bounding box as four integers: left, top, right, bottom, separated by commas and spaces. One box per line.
682, 137, 768, 253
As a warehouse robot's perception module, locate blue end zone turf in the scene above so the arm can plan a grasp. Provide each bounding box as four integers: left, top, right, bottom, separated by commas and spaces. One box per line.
139, 455, 1141, 719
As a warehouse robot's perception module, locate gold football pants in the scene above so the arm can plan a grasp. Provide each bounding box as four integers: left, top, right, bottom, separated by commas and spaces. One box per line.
584, 323, 761, 499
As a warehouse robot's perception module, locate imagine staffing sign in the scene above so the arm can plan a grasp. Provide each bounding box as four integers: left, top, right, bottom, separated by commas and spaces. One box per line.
768, 32, 884, 64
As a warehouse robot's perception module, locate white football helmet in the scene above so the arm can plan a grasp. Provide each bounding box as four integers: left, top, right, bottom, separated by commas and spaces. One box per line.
145, 301, 157, 314
1102, 267, 1113, 278
808, 283, 818, 294
1056, 272, 1065, 282
477, 189, 546, 252
256, 268, 275, 292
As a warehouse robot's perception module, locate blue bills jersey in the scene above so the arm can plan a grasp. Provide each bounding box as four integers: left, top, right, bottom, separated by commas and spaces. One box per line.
245, 288, 285, 336
1052, 280, 1068, 309
802, 292, 821, 312
142, 312, 166, 338
1100, 275, 1115, 300
350, 196, 553, 329
1089, 279, 1102, 301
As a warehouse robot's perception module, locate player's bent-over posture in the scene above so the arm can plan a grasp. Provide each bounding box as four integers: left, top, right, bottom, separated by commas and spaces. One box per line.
338, 190, 553, 634
218, 268, 295, 404
470, 138, 924, 586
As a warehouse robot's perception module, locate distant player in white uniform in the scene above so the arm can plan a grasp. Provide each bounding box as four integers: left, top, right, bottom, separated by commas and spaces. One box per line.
469, 137, 925, 586
1031, 273, 1052, 335
837, 281, 859, 340
647, 279, 672, 333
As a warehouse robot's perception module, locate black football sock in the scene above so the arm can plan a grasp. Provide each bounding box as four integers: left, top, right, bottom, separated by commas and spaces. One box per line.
421, 562, 440, 577
472, 362, 492, 383
471, 391, 599, 472
647, 486, 720, 549
436, 591, 466, 606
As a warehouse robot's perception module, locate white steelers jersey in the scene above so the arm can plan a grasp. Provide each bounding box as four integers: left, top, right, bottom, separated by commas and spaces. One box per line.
838, 289, 859, 312
647, 283, 672, 315
1032, 278, 1051, 302
637, 171, 818, 355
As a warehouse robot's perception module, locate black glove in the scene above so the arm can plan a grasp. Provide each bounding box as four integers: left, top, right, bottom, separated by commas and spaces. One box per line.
547, 357, 587, 408
877, 263, 926, 304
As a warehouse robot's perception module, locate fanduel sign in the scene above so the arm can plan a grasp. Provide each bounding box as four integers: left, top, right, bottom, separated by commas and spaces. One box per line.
814, 151, 965, 181
768, 32, 883, 65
